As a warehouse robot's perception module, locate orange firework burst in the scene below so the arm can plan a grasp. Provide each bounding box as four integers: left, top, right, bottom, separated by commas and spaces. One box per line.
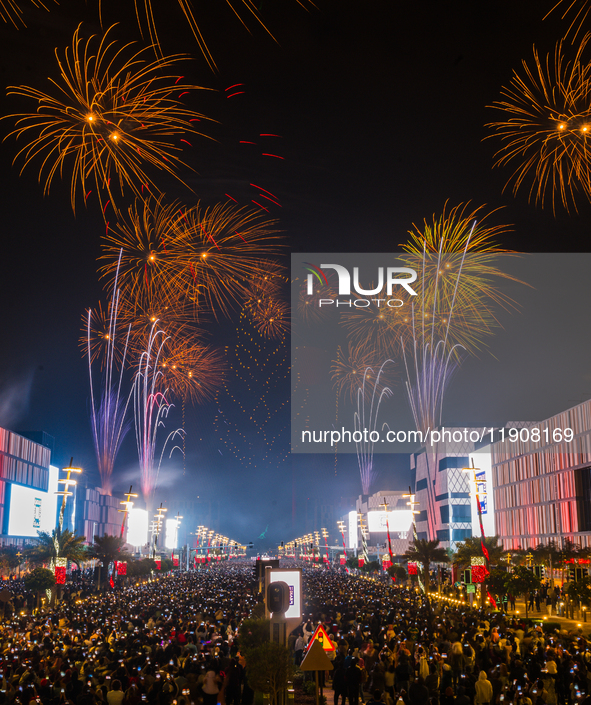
99, 0, 315, 71
116, 287, 196, 358
331, 343, 398, 404
246, 296, 289, 339
295, 277, 336, 326
486, 37, 591, 213
158, 337, 224, 403
401, 202, 521, 353
4, 24, 210, 218
161, 201, 283, 318
99, 198, 198, 311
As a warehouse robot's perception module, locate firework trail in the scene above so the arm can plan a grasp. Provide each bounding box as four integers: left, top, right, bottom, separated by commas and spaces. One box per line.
400, 225, 476, 539
354, 361, 394, 495
133, 321, 184, 508
87, 251, 133, 495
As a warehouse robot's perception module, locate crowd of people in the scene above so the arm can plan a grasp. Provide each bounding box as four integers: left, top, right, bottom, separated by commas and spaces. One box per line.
0, 564, 586, 705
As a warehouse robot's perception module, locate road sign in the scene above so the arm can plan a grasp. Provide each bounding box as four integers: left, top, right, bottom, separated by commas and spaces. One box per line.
466, 584, 476, 594
300, 639, 334, 671
309, 624, 336, 652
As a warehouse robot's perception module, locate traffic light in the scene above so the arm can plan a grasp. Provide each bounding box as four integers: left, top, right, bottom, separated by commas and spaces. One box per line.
575, 567, 588, 582
534, 565, 545, 579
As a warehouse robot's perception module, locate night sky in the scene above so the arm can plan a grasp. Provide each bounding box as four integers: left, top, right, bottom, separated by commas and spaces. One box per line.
0, 0, 590, 546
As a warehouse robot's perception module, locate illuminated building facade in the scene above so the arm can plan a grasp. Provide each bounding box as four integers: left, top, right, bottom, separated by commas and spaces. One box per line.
490, 402, 591, 549
0, 427, 54, 543
411, 430, 478, 549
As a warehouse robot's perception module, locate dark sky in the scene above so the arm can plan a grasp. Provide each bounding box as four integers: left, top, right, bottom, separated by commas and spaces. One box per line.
0, 0, 589, 545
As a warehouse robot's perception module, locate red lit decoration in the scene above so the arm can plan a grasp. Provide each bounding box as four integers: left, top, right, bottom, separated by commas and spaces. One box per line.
55, 567, 66, 584
471, 565, 487, 583
340, 555, 346, 565
407, 562, 418, 575
116, 561, 127, 576
173, 556, 179, 566
358, 557, 365, 568
154, 558, 161, 570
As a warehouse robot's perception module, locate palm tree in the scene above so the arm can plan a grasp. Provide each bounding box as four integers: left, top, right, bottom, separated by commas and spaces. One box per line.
88, 535, 129, 588
453, 536, 507, 609
404, 538, 448, 608
25, 529, 87, 568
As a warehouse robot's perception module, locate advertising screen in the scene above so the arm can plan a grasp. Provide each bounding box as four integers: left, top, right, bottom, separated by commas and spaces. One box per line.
348, 510, 358, 549
127, 507, 149, 547
367, 510, 413, 533
468, 451, 495, 537
7, 465, 59, 537
165, 518, 180, 550
268, 569, 302, 619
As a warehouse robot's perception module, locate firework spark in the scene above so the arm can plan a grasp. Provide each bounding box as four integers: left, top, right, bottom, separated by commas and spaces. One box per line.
545, 1, 591, 41
99, 0, 314, 71
4, 24, 210, 218
0, 0, 52, 28
486, 37, 591, 213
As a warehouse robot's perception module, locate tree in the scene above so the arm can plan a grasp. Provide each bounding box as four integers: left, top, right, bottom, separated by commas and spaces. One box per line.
404, 539, 448, 607
25, 529, 87, 568
88, 535, 129, 587
239, 618, 270, 653
387, 565, 407, 583
454, 536, 507, 610
245, 641, 294, 705
488, 567, 510, 605
24, 567, 55, 611
506, 566, 542, 618
0, 546, 25, 578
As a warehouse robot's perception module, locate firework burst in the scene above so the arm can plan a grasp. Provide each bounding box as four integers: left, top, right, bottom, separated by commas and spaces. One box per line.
486, 37, 591, 213
4, 24, 210, 218
157, 336, 225, 403
402, 202, 521, 354
331, 343, 398, 405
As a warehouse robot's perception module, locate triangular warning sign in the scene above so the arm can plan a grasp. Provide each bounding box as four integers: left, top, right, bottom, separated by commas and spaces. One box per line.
310, 624, 336, 652
300, 639, 334, 671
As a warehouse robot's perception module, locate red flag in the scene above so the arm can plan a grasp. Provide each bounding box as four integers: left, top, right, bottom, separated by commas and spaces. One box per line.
487, 591, 497, 610
109, 576, 115, 588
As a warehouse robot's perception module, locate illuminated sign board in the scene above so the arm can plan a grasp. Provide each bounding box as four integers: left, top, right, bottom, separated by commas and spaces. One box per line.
268, 569, 302, 619
348, 510, 358, 549
165, 518, 180, 550
127, 508, 149, 547
7, 465, 59, 537
468, 450, 495, 537
367, 510, 413, 533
